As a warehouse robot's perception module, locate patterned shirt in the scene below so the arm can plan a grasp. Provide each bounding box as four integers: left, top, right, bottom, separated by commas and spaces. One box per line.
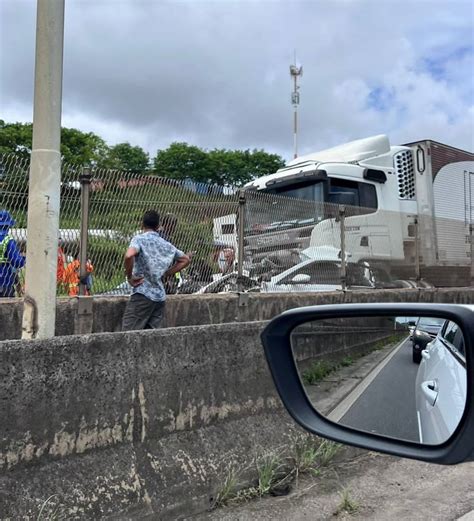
130, 231, 184, 302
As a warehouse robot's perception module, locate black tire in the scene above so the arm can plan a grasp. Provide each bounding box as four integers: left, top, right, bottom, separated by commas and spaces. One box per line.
412, 347, 422, 364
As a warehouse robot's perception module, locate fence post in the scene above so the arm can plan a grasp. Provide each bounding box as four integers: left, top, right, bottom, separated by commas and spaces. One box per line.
414, 216, 421, 282
78, 167, 92, 296
237, 189, 246, 292
339, 205, 347, 290
470, 224, 474, 286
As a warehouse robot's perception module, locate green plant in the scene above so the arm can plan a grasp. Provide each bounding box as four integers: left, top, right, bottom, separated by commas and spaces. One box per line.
340, 356, 354, 367
302, 360, 335, 384
256, 452, 284, 496
315, 439, 341, 467
213, 468, 239, 508
335, 488, 360, 515
290, 435, 322, 478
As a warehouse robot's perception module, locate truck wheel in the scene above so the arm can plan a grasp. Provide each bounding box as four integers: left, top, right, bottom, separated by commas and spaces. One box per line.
413, 348, 422, 364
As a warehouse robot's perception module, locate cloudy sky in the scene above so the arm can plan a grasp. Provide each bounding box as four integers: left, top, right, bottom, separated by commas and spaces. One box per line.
1, 0, 473, 161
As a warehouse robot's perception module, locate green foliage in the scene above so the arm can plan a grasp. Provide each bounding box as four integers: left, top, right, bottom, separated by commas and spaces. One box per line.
0, 120, 32, 158
105, 142, 150, 172
0, 121, 111, 166
154, 142, 285, 186
154, 142, 211, 182
61, 127, 109, 166
335, 488, 360, 515
303, 360, 336, 384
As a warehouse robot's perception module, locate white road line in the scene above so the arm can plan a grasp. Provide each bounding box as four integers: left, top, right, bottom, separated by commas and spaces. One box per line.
327, 337, 409, 423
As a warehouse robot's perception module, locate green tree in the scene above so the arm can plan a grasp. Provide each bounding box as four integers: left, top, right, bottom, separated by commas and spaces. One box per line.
61, 127, 109, 166
153, 142, 211, 182
0, 120, 110, 166
153, 143, 285, 186
105, 142, 150, 172
0, 120, 33, 158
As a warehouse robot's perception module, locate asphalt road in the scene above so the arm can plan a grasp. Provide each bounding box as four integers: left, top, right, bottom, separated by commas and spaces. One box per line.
338, 338, 420, 442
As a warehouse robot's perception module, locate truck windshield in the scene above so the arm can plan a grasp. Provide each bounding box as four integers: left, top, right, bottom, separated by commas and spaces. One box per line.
264, 179, 325, 202
244, 180, 326, 235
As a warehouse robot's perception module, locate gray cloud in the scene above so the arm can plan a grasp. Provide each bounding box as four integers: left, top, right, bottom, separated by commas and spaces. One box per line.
1, 0, 473, 161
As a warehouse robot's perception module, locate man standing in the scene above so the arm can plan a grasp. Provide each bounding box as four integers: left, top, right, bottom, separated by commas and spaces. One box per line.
122, 210, 190, 330
0, 210, 25, 298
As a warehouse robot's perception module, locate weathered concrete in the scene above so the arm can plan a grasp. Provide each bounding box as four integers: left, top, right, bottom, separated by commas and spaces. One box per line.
1, 287, 474, 340
0, 321, 298, 519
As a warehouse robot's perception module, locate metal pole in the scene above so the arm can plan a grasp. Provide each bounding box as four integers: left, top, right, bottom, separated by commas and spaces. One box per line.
237, 190, 246, 291
22, 0, 65, 339
293, 108, 298, 159
339, 205, 347, 290
79, 167, 92, 296
470, 224, 474, 286
414, 217, 421, 282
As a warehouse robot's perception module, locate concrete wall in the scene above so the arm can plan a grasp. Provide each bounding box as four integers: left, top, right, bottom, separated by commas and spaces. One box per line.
1, 287, 474, 340
0, 321, 295, 519
291, 316, 403, 367
2, 288, 474, 518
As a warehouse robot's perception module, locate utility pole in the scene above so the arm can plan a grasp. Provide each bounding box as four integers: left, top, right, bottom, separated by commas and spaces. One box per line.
22, 0, 65, 339
290, 53, 303, 159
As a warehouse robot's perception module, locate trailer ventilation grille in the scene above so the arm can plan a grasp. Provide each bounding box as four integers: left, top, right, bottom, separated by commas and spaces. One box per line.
394, 150, 415, 199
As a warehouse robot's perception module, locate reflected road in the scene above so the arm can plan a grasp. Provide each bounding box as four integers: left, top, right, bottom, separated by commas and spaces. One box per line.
337, 338, 420, 442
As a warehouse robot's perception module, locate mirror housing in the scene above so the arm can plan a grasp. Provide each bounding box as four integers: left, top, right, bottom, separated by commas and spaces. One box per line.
261, 303, 474, 464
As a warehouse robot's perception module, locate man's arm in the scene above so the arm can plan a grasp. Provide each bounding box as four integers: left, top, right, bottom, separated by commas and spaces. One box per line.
124, 247, 143, 287
164, 254, 190, 278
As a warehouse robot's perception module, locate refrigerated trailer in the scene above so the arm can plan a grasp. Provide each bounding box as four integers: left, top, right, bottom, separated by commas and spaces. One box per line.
215, 135, 474, 286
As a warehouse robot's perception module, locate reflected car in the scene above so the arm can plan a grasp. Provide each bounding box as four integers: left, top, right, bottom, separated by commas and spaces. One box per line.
412, 316, 445, 363
261, 259, 415, 293
415, 320, 467, 444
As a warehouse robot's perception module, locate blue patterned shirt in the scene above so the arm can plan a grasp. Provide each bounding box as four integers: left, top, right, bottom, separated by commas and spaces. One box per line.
130, 231, 184, 302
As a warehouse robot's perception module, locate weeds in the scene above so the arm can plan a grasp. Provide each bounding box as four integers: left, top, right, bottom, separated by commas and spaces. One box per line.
256, 453, 283, 496
334, 488, 360, 515
36, 495, 61, 521
290, 435, 322, 478
302, 360, 335, 384
213, 468, 238, 508
316, 439, 341, 467
340, 356, 353, 367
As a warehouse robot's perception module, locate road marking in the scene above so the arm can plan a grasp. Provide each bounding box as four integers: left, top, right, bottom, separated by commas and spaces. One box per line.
327, 338, 409, 423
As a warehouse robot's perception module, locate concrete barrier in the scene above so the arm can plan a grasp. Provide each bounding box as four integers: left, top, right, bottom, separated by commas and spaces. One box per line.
0, 321, 299, 519
1, 287, 474, 340
2, 289, 474, 518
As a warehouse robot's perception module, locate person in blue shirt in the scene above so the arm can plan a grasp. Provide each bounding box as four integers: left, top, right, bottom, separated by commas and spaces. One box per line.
122, 210, 190, 330
0, 210, 25, 298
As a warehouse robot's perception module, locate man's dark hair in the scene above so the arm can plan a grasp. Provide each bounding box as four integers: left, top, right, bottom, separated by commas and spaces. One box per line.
143, 210, 160, 230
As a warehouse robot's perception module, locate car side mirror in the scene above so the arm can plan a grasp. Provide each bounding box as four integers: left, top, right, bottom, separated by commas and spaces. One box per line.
261, 303, 474, 465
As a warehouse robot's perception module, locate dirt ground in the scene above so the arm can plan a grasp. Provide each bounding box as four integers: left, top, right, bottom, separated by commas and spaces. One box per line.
192, 447, 474, 520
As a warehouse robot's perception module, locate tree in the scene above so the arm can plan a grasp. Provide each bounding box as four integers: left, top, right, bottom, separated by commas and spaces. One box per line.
61, 127, 109, 166
0, 120, 33, 158
153, 143, 285, 186
105, 142, 150, 172
153, 142, 211, 182
0, 120, 110, 166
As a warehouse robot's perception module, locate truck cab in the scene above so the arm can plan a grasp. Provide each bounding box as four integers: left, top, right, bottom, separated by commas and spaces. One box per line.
243, 135, 417, 265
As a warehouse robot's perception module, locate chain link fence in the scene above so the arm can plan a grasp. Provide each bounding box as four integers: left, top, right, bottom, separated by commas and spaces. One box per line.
0, 152, 472, 297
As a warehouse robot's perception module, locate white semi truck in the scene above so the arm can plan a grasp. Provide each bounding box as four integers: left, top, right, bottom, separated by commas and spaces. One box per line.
214, 135, 474, 285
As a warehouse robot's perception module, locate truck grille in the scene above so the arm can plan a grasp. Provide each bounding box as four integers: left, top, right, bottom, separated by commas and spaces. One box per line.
395, 150, 415, 199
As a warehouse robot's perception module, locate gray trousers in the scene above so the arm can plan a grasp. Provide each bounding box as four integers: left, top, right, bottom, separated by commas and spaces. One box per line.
122, 293, 165, 331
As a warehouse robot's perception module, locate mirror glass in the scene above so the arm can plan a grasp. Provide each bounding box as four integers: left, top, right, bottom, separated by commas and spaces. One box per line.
290, 315, 467, 445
